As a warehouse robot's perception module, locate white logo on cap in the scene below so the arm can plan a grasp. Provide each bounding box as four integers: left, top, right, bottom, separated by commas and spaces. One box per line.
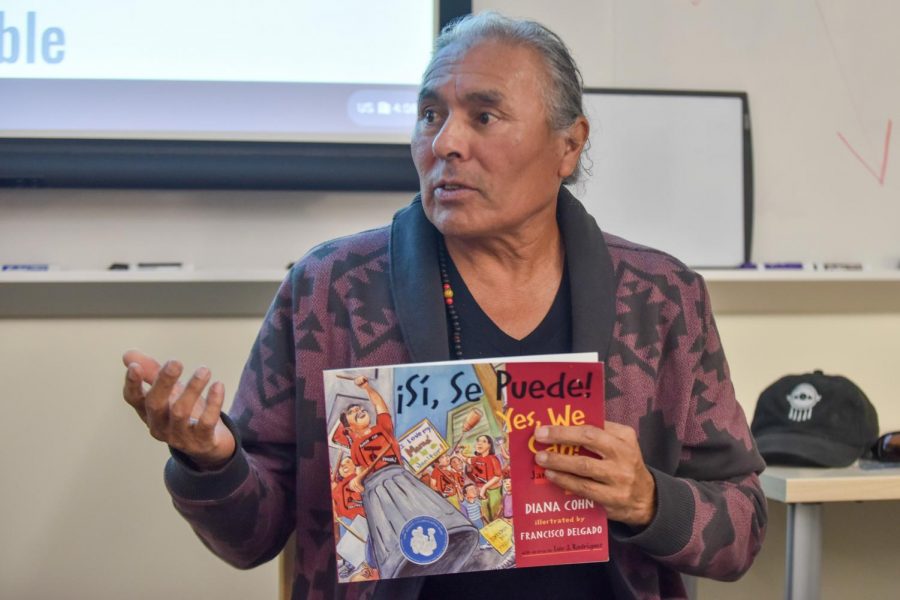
786, 383, 821, 422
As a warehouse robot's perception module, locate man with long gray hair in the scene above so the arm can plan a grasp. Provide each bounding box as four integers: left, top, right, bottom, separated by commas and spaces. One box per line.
123, 11, 766, 599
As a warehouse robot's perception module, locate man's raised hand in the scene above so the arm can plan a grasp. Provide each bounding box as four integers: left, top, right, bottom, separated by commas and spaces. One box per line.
122, 349, 235, 470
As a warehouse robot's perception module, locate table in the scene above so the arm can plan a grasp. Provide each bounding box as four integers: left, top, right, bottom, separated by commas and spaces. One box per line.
759, 463, 900, 600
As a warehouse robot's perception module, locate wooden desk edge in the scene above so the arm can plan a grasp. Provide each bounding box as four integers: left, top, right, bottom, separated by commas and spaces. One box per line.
760, 467, 900, 503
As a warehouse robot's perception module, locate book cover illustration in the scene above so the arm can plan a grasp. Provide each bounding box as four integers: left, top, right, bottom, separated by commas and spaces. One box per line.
323, 358, 607, 583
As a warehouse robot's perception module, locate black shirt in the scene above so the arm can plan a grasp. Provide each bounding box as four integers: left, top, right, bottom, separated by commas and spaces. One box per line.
444, 252, 572, 359
418, 253, 614, 600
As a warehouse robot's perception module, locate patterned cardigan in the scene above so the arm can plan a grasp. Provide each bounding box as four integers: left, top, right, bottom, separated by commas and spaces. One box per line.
164, 189, 767, 600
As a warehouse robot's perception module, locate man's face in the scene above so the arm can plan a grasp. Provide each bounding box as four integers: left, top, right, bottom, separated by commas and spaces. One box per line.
411, 40, 581, 240
345, 405, 370, 430
339, 457, 356, 477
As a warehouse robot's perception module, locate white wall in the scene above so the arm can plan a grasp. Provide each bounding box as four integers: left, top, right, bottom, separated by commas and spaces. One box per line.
0, 318, 270, 600
486, 0, 900, 268
0, 189, 410, 271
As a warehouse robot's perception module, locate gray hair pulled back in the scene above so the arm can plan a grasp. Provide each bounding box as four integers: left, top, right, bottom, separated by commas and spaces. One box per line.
426, 11, 588, 184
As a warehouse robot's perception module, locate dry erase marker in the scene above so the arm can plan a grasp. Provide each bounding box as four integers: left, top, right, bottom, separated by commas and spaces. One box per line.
762, 262, 808, 270
1, 263, 56, 271
812, 262, 865, 271
738, 262, 813, 270
108, 262, 190, 271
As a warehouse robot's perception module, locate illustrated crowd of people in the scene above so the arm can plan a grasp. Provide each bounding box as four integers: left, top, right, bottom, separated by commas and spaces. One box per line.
330, 375, 513, 568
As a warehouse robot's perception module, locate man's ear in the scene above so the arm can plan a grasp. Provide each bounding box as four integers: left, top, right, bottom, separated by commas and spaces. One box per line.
558, 116, 589, 180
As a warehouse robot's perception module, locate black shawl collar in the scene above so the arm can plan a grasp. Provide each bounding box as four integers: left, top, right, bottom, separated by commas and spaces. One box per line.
388, 187, 617, 363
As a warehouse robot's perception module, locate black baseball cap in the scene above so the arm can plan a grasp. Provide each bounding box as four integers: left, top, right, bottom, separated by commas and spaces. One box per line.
751, 370, 879, 468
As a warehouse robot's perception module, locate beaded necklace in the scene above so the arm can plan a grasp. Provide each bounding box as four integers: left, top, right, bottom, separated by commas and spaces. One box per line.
436, 237, 463, 359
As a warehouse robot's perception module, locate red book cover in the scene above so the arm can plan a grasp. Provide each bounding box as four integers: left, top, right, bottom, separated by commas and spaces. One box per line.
504, 361, 607, 568
322, 355, 607, 584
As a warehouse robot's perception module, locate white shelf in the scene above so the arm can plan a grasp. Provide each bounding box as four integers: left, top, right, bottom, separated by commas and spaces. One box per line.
0, 269, 287, 318
699, 269, 900, 283
5, 267, 898, 283
2, 268, 899, 317
0, 268, 287, 283
698, 269, 900, 314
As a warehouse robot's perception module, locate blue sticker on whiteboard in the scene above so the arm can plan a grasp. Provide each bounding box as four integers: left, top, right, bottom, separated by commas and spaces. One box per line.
399, 515, 448, 565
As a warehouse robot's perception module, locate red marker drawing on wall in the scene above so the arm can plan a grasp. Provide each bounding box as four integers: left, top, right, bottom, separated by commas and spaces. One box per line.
837, 119, 892, 186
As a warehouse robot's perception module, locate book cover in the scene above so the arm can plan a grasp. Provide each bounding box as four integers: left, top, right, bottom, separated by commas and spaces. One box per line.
322, 355, 607, 583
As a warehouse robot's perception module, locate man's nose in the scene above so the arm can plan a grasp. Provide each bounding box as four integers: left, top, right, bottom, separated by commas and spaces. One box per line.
432, 113, 468, 160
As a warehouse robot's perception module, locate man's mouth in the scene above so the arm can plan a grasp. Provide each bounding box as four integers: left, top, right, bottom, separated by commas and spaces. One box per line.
434, 180, 476, 198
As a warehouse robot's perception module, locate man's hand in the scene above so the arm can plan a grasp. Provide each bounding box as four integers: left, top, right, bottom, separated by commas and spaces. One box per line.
122, 349, 236, 470
534, 422, 656, 528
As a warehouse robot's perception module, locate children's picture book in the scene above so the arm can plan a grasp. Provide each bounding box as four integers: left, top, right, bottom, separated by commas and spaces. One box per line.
323, 353, 608, 583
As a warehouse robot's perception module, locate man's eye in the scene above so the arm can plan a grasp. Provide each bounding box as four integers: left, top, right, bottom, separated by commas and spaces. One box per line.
478, 112, 495, 125
422, 109, 436, 123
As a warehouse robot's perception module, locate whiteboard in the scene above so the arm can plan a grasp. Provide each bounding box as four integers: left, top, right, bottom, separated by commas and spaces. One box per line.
574, 89, 750, 268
